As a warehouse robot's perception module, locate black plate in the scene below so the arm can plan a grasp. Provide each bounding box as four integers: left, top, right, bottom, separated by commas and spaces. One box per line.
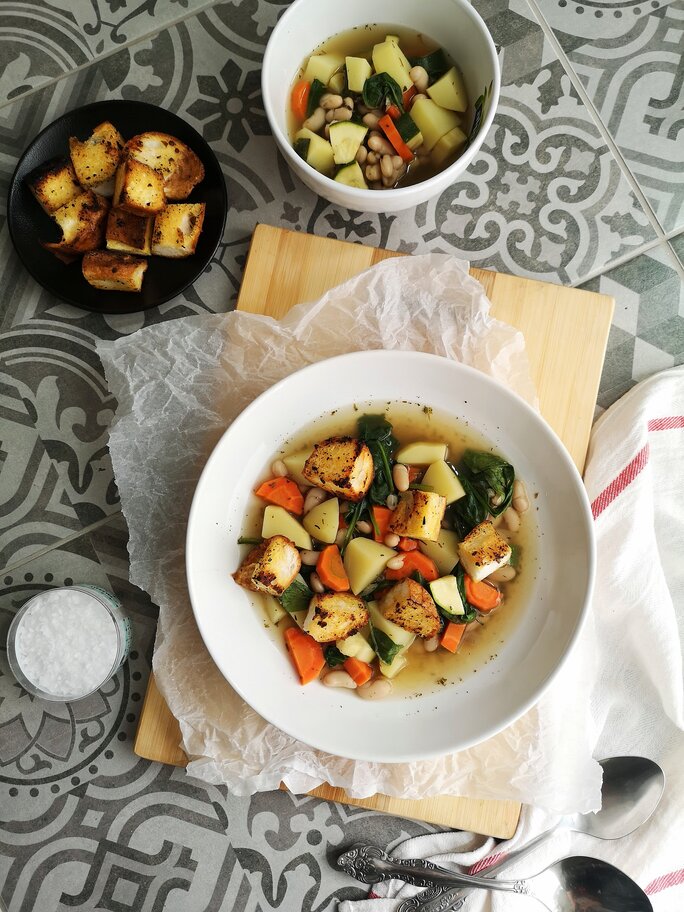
7, 100, 227, 314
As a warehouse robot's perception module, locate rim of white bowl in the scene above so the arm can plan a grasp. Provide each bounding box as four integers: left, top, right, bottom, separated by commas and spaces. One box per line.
261, 0, 501, 204
186, 350, 596, 762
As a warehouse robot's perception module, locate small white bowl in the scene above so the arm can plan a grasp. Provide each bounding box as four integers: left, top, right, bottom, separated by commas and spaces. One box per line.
186, 351, 595, 763
262, 0, 500, 213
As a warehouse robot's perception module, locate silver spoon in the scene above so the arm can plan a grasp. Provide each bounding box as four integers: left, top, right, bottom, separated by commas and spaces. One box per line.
337, 845, 652, 912
402, 756, 665, 912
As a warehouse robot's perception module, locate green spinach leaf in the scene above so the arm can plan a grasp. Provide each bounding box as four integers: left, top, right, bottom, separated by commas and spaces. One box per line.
324, 645, 347, 667
280, 578, 313, 614
341, 498, 367, 552
454, 564, 478, 623
369, 625, 402, 665
450, 450, 515, 536
358, 414, 397, 506
237, 536, 263, 546
362, 73, 404, 112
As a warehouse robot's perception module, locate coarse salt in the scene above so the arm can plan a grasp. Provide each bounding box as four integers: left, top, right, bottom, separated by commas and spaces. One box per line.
14, 588, 118, 699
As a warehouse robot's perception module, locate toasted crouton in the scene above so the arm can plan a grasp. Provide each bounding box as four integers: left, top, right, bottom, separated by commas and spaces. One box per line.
69, 121, 124, 196
305, 592, 369, 643
233, 535, 301, 597
389, 490, 446, 542
379, 579, 441, 638
302, 437, 374, 502
124, 132, 205, 199
27, 158, 83, 214
458, 520, 511, 582
106, 208, 152, 255
151, 203, 205, 258
82, 250, 148, 292
113, 157, 166, 216
41, 190, 109, 260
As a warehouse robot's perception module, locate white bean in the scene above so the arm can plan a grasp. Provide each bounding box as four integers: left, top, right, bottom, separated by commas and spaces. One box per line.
366, 150, 379, 164
325, 108, 336, 123
424, 634, 440, 653
490, 492, 504, 507
503, 507, 520, 532
323, 670, 357, 689
302, 107, 325, 132
489, 565, 517, 583
384, 532, 400, 548
363, 113, 379, 128
333, 106, 352, 122
355, 145, 368, 164
381, 154, 394, 178
409, 66, 429, 92
392, 463, 409, 492
365, 163, 381, 181
512, 480, 529, 514
320, 93, 343, 110
386, 494, 398, 510
412, 93, 427, 106
392, 155, 403, 169
335, 529, 347, 548
271, 459, 288, 477
386, 556, 404, 571
358, 679, 393, 700
356, 520, 373, 534
343, 96, 354, 110
304, 487, 327, 514
310, 572, 325, 593
368, 132, 394, 155
323, 124, 330, 139
357, 102, 370, 115
300, 549, 320, 566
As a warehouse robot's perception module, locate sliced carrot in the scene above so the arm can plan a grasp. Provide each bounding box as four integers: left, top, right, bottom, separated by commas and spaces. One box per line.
378, 114, 414, 163
254, 477, 304, 515
402, 85, 417, 109
316, 544, 350, 592
407, 465, 422, 484
464, 575, 502, 612
385, 550, 439, 582
441, 621, 466, 653
284, 626, 325, 684
371, 505, 393, 543
291, 79, 311, 121
397, 537, 418, 552
386, 104, 401, 120
343, 656, 373, 686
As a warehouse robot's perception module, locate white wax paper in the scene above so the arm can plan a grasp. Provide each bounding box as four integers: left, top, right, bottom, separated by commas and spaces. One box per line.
98, 254, 601, 813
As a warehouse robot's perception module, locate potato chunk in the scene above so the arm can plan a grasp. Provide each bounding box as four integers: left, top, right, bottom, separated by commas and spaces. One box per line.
302, 436, 374, 502
305, 592, 369, 644
388, 490, 446, 541
379, 579, 441, 639
232, 535, 301, 597
458, 520, 511, 582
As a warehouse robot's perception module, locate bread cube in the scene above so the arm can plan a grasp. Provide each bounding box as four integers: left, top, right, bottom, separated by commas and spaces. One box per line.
41, 190, 109, 260
151, 203, 205, 258
305, 592, 369, 644
82, 250, 148, 292
69, 121, 124, 196
458, 520, 511, 582
302, 437, 374, 502
388, 490, 447, 542
232, 535, 301, 597
113, 157, 166, 216
124, 132, 205, 200
379, 578, 441, 639
27, 158, 82, 214
106, 208, 152, 255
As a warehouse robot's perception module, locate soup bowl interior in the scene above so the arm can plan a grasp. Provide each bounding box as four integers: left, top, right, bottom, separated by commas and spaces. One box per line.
186, 351, 594, 763
262, 0, 500, 212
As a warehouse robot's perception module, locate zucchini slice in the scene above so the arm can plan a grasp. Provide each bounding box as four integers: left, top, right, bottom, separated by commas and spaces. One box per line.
409, 48, 450, 80
334, 160, 368, 189
329, 121, 368, 165
394, 112, 423, 151
429, 575, 466, 618
294, 128, 335, 176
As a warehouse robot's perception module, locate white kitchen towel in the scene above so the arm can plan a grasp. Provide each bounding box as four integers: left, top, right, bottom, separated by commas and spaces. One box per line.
340, 365, 684, 912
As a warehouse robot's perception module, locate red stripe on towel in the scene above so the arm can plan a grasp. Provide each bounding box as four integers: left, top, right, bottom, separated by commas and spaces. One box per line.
467, 851, 507, 874
648, 415, 684, 431
645, 868, 684, 894
591, 444, 649, 518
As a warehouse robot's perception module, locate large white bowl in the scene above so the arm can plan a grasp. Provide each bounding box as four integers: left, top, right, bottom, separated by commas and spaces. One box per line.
186, 351, 595, 763
262, 0, 500, 213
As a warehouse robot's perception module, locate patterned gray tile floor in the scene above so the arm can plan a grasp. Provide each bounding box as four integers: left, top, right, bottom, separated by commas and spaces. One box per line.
0, 0, 682, 909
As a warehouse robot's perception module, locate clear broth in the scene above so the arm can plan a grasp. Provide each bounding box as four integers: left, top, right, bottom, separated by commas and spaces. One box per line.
242, 401, 537, 698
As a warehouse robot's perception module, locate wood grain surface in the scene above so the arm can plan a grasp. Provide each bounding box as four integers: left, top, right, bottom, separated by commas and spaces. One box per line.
134, 223, 614, 838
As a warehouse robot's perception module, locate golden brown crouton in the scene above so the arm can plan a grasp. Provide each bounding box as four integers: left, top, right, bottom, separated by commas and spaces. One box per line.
69, 121, 124, 196
41, 190, 109, 260
379, 579, 441, 638
388, 490, 447, 542
151, 203, 205, 258
124, 132, 205, 199
106, 208, 152, 255
232, 535, 301, 597
27, 158, 83, 214
305, 592, 369, 643
113, 157, 166, 216
82, 250, 148, 292
458, 520, 511, 582
302, 437, 374, 502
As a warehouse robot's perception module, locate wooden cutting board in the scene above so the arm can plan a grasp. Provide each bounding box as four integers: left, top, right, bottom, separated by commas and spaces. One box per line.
134, 223, 614, 838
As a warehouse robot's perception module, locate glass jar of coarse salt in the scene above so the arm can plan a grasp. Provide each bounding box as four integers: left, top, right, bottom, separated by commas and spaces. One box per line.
7, 585, 132, 701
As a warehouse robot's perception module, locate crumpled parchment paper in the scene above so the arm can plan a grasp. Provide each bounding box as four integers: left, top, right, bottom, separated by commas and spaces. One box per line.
98, 254, 601, 813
